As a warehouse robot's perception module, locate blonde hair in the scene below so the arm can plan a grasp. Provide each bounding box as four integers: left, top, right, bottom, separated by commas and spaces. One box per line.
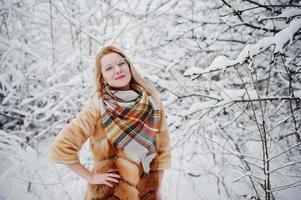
94, 45, 160, 100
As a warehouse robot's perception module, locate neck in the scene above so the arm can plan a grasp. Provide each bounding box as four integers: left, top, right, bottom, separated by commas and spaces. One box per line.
109, 83, 131, 91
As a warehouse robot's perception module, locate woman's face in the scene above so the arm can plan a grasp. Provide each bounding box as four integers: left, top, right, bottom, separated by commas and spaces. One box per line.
100, 52, 132, 90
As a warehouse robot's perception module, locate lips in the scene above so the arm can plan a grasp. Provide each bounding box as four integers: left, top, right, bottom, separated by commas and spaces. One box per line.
115, 75, 125, 80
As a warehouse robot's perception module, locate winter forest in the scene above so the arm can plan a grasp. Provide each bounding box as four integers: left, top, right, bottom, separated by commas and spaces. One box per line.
1, 0, 301, 199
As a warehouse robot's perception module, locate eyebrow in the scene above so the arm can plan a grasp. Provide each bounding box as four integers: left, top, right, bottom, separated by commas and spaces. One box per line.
104, 63, 113, 68
103, 58, 126, 69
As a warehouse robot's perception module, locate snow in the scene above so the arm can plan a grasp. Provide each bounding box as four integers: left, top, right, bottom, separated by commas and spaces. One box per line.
1, 0, 301, 200
208, 56, 237, 71
264, 20, 288, 30
274, 18, 301, 53
183, 66, 203, 76
277, 8, 301, 19
184, 18, 301, 76
180, 100, 217, 116
259, 8, 301, 21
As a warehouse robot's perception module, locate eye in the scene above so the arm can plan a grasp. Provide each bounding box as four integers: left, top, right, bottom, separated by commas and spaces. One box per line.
116, 60, 127, 67
105, 65, 113, 71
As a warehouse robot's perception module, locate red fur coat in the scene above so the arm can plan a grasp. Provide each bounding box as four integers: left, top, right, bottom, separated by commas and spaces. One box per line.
48, 96, 171, 200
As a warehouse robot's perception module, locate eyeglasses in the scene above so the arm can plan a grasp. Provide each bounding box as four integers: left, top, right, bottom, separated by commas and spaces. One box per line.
103, 58, 128, 72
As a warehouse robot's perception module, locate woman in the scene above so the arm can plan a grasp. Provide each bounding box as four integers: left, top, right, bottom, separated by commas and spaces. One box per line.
48, 45, 171, 200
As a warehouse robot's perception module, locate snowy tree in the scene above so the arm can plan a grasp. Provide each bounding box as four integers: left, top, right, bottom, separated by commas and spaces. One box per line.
1, 0, 301, 199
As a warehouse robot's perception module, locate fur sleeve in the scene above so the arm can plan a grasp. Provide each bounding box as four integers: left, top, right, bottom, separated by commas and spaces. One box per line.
48, 100, 100, 164
156, 102, 172, 170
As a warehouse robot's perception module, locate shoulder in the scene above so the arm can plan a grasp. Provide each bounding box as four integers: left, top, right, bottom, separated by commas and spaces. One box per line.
89, 93, 105, 115
75, 94, 101, 120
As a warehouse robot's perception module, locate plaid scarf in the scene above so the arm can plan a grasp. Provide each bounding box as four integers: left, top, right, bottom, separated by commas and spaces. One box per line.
100, 83, 161, 174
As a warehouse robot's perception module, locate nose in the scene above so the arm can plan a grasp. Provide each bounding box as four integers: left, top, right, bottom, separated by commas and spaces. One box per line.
114, 65, 122, 73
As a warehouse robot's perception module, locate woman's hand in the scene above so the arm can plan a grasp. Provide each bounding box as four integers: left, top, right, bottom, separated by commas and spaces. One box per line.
156, 170, 164, 200
155, 189, 162, 200
89, 169, 120, 187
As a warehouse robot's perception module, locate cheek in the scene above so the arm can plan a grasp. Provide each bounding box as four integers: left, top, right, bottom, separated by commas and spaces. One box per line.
125, 66, 131, 75
101, 72, 112, 83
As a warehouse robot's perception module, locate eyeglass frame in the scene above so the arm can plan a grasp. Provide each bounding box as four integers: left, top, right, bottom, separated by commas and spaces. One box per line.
102, 58, 129, 72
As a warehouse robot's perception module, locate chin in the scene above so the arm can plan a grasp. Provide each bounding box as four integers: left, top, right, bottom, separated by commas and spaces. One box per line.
115, 81, 131, 87
112, 82, 130, 90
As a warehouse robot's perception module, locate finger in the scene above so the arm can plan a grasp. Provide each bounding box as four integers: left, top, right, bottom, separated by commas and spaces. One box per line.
107, 177, 119, 183
104, 181, 113, 187
108, 173, 121, 178
107, 169, 119, 172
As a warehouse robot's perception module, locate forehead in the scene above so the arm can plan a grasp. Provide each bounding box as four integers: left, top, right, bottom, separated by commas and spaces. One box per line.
101, 52, 124, 66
